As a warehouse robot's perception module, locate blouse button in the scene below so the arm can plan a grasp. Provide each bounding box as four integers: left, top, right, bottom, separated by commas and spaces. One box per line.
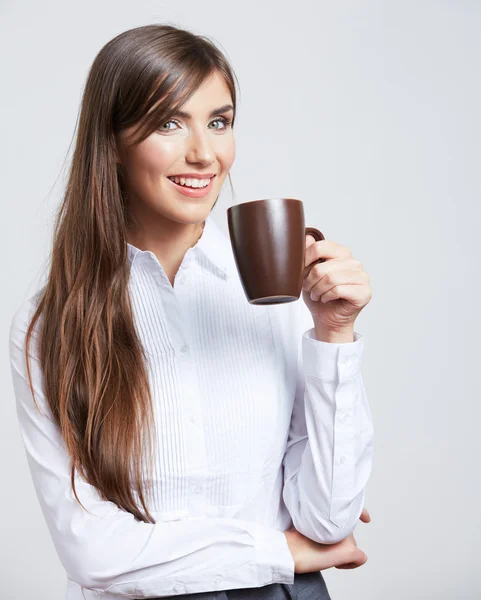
173, 582, 185, 592
180, 344, 188, 354
214, 575, 224, 585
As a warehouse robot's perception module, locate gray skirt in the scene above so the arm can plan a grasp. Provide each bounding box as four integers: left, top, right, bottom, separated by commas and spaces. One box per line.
140, 571, 331, 600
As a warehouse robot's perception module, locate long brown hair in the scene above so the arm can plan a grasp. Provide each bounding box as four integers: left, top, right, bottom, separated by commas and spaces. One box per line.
24, 24, 239, 524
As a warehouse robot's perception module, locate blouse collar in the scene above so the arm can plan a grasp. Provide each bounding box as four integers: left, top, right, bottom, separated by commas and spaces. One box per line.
126, 214, 231, 280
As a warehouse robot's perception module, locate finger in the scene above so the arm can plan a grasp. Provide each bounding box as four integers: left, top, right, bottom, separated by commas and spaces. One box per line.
359, 508, 371, 523
303, 257, 359, 289
304, 237, 351, 267
308, 271, 367, 301
335, 550, 368, 569
316, 283, 370, 305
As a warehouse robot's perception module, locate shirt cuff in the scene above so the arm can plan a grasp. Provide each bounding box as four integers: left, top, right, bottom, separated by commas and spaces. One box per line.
302, 328, 364, 381
246, 522, 295, 585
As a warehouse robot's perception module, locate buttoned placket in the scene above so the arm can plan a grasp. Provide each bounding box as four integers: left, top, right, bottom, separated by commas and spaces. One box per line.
150, 253, 210, 515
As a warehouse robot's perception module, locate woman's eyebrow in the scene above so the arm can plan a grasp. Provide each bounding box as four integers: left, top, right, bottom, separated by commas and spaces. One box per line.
172, 104, 234, 119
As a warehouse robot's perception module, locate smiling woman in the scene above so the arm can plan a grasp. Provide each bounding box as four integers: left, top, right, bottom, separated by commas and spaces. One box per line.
8, 23, 341, 600
116, 69, 236, 248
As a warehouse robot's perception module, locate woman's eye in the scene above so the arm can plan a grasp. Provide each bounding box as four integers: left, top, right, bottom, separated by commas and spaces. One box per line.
210, 117, 232, 130
159, 120, 178, 131
158, 117, 232, 133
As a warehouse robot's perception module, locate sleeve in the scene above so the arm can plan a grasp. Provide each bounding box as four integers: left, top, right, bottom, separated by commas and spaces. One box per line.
282, 297, 374, 544
9, 298, 295, 597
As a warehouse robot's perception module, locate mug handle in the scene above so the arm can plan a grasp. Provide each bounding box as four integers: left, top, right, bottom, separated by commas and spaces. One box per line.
305, 227, 326, 264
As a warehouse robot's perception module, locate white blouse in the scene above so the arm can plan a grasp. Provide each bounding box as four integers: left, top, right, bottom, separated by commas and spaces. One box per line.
9, 213, 374, 599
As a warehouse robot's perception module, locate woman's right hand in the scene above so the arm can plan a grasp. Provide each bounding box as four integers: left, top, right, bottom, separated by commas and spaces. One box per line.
284, 528, 368, 573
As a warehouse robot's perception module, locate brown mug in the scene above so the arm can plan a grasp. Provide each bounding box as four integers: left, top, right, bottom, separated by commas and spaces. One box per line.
226, 198, 325, 305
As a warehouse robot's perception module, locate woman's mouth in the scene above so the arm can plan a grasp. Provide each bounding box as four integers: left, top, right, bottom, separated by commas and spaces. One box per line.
167, 175, 216, 198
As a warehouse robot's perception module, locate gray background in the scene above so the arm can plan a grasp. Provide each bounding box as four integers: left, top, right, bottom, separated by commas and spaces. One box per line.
2, 1, 480, 598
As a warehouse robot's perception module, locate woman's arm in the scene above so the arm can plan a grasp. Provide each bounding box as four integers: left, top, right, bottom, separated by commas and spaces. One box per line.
281, 298, 374, 544
9, 298, 295, 597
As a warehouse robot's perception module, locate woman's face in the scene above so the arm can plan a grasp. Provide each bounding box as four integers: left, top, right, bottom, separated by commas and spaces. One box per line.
117, 71, 236, 228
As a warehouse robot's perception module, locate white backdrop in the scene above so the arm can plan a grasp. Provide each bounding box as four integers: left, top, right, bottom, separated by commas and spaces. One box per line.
2, 1, 480, 598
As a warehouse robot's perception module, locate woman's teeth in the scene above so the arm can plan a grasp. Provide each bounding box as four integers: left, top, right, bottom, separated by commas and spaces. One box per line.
168, 176, 212, 188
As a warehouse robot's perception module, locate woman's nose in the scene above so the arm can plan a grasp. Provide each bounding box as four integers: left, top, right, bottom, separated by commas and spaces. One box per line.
185, 129, 215, 165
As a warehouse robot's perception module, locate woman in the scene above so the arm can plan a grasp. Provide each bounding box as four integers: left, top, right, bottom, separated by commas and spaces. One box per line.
9, 24, 374, 599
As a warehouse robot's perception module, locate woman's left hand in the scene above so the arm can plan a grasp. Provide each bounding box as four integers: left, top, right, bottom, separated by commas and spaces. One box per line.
302, 234, 372, 333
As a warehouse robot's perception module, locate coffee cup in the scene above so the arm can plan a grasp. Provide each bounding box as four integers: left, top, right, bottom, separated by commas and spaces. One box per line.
226, 198, 325, 305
